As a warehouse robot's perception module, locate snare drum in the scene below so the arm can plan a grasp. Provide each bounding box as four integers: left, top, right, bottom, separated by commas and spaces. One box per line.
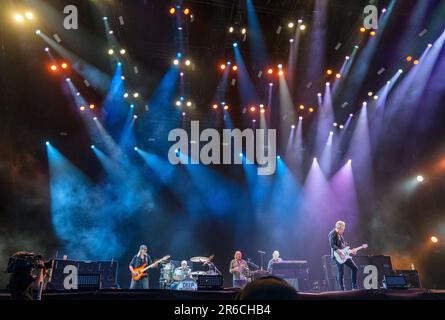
176, 279, 198, 291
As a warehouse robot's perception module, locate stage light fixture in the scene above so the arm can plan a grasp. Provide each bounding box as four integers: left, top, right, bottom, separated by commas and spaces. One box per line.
25, 12, 34, 20
374, 95, 379, 100
299, 116, 303, 120
173, 59, 180, 66
45, 141, 50, 146
299, 25, 306, 31
133, 92, 139, 98
169, 8, 176, 15
413, 60, 419, 65
180, 72, 184, 77
93, 117, 98, 121
186, 101, 192, 107
277, 64, 283, 69
50, 64, 58, 72
289, 39, 294, 43
44, 47, 49, 52
299, 105, 305, 110
212, 104, 218, 110
229, 26, 234, 33
80, 106, 86, 111
259, 104, 264, 109
416, 175, 424, 183
336, 73, 342, 79
91, 145, 95, 149
309, 107, 314, 113
267, 68, 274, 74
360, 27, 366, 33
184, 8, 190, 15
345, 56, 350, 60
406, 56, 413, 62
326, 69, 333, 75
89, 104, 95, 109
103, 17, 108, 21
291, 125, 296, 129
134, 147, 139, 151
317, 93, 322, 97
431, 236, 439, 244
269, 83, 273, 87
288, 22, 294, 29
108, 49, 114, 55
134, 115, 138, 119
370, 31, 376, 36
277, 155, 281, 160
14, 14, 24, 23
278, 70, 284, 76
260, 109, 266, 114
241, 28, 247, 35
368, 92, 373, 97
176, 100, 182, 107
61, 62, 68, 69
220, 64, 226, 70
120, 49, 126, 55
185, 59, 191, 66
339, 125, 344, 129
250, 106, 256, 112
233, 42, 238, 48
326, 82, 330, 86
232, 65, 238, 71
35, 29, 41, 35
124, 93, 129, 98
224, 105, 229, 110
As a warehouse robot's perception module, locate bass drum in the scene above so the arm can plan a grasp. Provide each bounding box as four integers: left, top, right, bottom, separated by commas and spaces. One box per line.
176, 279, 198, 291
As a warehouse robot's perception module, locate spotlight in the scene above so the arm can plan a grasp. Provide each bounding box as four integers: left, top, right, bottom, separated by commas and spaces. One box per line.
326, 82, 330, 86
288, 22, 294, 29
25, 12, 34, 20
360, 27, 366, 33
345, 56, 350, 60
173, 59, 180, 66
229, 26, 234, 33
431, 236, 439, 244
169, 8, 176, 15
80, 106, 86, 111
278, 70, 284, 76
232, 65, 238, 71
269, 83, 274, 87
180, 72, 184, 77
297, 19, 303, 24
91, 145, 95, 149
240, 153, 243, 158
186, 101, 192, 107
330, 131, 334, 135
93, 117, 98, 121
124, 93, 129, 98
109, 30, 114, 35
333, 122, 338, 127
212, 104, 218, 110
291, 125, 296, 129
44, 47, 49, 52
220, 64, 226, 70
374, 95, 379, 100
289, 39, 294, 43
184, 8, 190, 15
182, 112, 186, 116
250, 106, 256, 112
314, 158, 317, 162
35, 29, 41, 35
50, 64, 58, 72
416, 175, 424, 183
61, 62, 68, 69
348, 159, 352, 164
326, 69, 333, 75
120, 49, 126, 55
277, 64, 283, 69
45, 141, 50, 146
370, 31, 376, 36
14, 14, 24, 23
277, 155, 281, 160
108, 49, 114, 55
336, 73, 342, 79
134, 147, 139, 151
260, 109, 266, 114
233, 42, 238, 48
299, 116, 303, 120
185, 59, 191, 66
299, 25, 306, 31
317, 93, 322, 97
267, 68, 274, 74
89, 104, 95, 109
103, 17, 108, 21
224, 105, 229, 110
241, 28, 247, 35
398, 69, 403, 73
176, 100, 182, 107
309, 107, 314, 113
339, 125, 344, 129
299, 105, 305, 110
121, 76, 125, 80
65, 78, 71, 82
428, 43, 433, 48
406, 56, 413, 62
259, 104, 264, 109
368, 92, 373, 97
413, 60, 419, 65
133, 92, 139, 98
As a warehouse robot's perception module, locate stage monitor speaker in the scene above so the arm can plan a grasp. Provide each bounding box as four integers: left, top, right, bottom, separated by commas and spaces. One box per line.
383, 275, 408, 289
197, 275, 223, 290
78, 274, 101, 290
271, 261, 310, 291
394, 270, 421, 289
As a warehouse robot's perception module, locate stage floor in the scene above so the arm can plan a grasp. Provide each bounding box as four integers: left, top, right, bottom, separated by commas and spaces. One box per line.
1, 288, 444, 300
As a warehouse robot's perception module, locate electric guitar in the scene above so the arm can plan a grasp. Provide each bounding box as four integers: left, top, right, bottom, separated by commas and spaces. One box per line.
132, 255, 170, 281
334, 244, 368, 264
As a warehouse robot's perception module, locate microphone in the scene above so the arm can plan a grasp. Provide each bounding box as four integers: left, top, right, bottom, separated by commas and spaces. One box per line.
258, 250, 266, 254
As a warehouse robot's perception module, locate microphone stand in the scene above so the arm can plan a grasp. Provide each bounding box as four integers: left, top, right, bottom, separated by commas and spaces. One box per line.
258, 252, 265, 271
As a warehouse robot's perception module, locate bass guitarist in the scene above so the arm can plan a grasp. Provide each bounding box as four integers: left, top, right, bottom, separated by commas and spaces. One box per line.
328, 221, 359, 291
129, 245, 152, 289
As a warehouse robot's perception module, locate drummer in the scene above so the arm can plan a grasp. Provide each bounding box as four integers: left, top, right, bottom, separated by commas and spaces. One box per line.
178, 260, 191, 274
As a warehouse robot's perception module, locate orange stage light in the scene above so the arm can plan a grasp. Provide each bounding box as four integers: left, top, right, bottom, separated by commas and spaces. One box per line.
169, 8, 176, 15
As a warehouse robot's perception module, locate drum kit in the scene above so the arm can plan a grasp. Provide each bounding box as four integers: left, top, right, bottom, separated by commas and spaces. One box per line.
159, 255, 220, 291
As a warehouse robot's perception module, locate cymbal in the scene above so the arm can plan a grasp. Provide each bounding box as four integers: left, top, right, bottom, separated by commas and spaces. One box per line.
190, 256, 210, 263
190, 271, 207, 276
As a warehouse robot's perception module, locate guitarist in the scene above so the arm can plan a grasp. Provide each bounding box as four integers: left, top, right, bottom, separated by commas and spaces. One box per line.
129, 245, 152, 289
328, 221, 358, 291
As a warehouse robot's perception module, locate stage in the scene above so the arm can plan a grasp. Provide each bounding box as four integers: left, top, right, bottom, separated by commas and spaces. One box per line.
1, 289, 444, 300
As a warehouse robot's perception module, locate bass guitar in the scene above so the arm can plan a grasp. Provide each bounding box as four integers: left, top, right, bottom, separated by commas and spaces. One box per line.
132, 255, 170, 281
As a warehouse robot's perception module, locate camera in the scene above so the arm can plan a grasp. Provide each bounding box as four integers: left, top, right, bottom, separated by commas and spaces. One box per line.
7, 251, 44, 274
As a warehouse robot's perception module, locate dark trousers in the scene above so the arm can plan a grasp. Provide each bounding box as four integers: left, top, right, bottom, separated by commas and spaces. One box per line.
233, 279, 247, 289
130, 276, 149, 289
334, 258, 358, 291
